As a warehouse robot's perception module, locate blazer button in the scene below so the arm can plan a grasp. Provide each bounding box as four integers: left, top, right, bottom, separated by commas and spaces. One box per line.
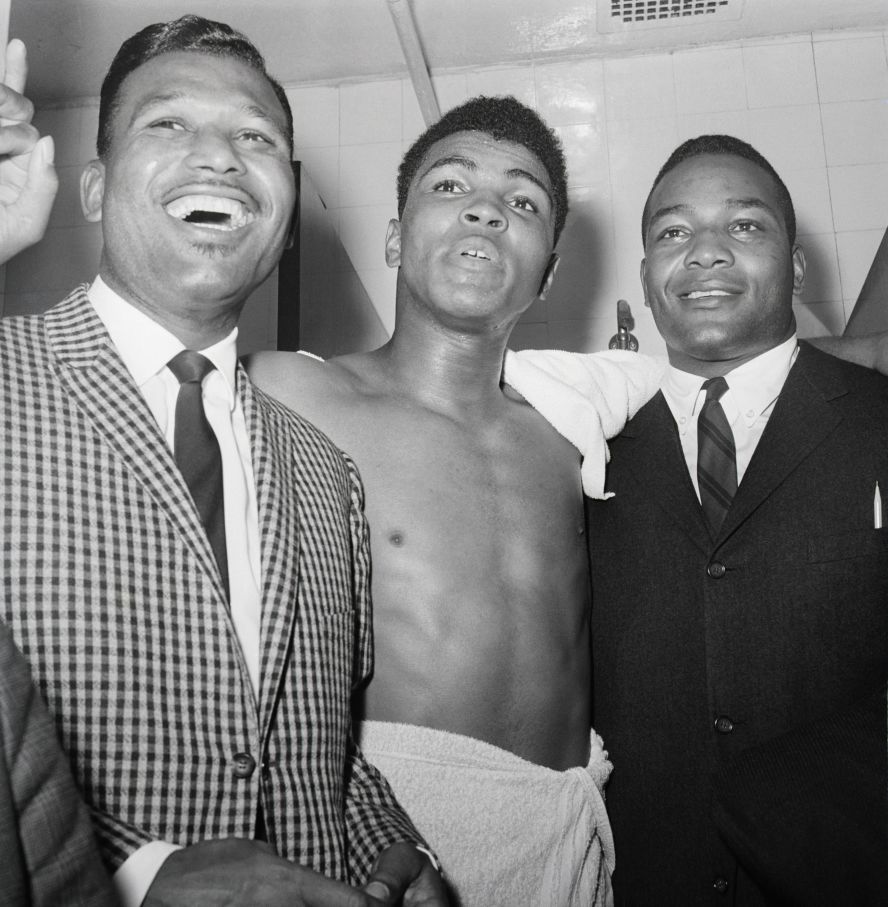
707, 561, 726, 578
232, 752, 257, 779
713, 716, 734, 734
712, 877, 729, 894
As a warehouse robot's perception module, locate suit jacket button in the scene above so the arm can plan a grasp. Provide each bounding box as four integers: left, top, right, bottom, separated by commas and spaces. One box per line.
714, 716, 734, 734
707, 561, 726, 578
712, 877, 729, 894
233, 752, 256, 778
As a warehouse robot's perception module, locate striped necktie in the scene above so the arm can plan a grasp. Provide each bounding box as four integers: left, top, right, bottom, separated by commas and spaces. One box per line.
168, 350, 229, 598
697, 376, 737, 534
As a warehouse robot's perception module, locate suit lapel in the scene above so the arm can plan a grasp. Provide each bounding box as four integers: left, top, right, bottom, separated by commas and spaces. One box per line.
616, 348, 847, 548
242, 373, 301, 727
617, 393, 714, 555
45, 289, 228, 600
720, 347, 844, 538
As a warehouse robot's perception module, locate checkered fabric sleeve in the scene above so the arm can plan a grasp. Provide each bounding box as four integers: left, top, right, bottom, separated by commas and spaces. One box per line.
337, 456, 427, 882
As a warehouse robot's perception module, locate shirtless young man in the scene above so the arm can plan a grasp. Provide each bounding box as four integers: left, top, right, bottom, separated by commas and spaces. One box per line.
248, 96, 660, 905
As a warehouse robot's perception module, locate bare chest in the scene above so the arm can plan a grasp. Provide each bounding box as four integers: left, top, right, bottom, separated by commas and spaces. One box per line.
329, 404, 586, 599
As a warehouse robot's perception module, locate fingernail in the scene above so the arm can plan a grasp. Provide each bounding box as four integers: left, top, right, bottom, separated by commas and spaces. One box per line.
364, 880, 392, 900
37, 135, 54, 164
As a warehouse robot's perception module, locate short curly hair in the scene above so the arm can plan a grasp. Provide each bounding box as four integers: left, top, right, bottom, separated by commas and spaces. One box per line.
641, 134, 795, 246
397, 95, 569, 245
97, 14, 293, 159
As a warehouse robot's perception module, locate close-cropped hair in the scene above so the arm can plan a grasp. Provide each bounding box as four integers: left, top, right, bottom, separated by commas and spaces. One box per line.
397, 95, 569, 245
641, 134, 796, 246
97, 14, 293, 158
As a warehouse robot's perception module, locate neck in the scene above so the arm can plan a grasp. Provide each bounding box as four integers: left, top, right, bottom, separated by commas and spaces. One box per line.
667, 339, 795, 379
100, 269, 242, 349
378, 304, 516, 412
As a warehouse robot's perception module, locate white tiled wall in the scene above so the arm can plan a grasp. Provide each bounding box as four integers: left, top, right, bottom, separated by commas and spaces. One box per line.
8, 28, 888, 360
282, 27, 888, 355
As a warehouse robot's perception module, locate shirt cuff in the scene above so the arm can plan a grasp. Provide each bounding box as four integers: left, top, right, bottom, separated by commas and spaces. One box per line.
414, 844, 442, 874
113, 841, 182, 907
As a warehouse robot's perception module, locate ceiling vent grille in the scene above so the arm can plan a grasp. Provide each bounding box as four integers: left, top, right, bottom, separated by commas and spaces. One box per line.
599, 0, 743, 32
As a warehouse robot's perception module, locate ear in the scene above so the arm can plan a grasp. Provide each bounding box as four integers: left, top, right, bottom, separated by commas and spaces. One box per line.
790, 243, 806, 297
283, 160, 300, 250
384, 218, 402, 269
80, 160, 106, 223
640, 258, 651, 308
537, 252, 560, 301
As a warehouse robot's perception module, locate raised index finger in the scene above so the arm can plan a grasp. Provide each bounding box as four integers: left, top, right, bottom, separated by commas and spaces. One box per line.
4, 39, 27, 95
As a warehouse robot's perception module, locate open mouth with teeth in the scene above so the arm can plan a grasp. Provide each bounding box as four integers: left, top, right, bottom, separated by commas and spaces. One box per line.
461, 249, 491, 261
682, 289, 735, 299
165, 195, 255, 231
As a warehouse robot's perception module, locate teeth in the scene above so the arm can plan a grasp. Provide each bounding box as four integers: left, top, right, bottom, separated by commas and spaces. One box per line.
685, 289, 732, 299
164, 195, 254, 230
463, 249, 490, 260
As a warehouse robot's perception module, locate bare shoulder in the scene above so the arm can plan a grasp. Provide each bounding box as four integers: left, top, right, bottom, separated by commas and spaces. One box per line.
244, 348, 385, 431
244, 350, 342, 412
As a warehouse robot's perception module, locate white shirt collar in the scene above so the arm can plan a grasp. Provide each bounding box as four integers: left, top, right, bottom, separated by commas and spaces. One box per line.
664, 334, 799, 425
87, 276, 239, 409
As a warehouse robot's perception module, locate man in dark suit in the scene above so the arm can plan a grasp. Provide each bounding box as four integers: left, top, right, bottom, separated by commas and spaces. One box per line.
0, 621, 116, 907
585, 135, 887, 905
0, 17, 444, 907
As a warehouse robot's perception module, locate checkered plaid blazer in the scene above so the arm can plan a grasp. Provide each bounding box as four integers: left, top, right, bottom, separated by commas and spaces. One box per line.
0, 287, 420, 882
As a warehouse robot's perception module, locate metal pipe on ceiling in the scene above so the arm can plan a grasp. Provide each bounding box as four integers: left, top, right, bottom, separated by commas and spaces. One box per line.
386, 0, 440, 126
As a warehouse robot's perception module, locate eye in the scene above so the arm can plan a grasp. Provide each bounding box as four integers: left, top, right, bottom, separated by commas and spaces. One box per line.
730, 220, 760, 234
431, 179, 464, 194
509, 196, 538, 213
238, 129, 274, 146
658, 226, 688, 241
148, 118, 185, 131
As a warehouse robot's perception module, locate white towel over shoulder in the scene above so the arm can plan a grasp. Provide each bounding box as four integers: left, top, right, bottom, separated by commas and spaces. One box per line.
504, 349, 666, 499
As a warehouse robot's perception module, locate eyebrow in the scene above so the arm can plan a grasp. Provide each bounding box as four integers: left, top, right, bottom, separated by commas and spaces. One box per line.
420, 155, 553, 207
649, 196, 778, 222
130, 93, 288, 138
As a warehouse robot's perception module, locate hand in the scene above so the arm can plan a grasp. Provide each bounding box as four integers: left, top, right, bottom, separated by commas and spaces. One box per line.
143, 838, 391, 907
364, 843, 450, 906
0, 39, 58, 263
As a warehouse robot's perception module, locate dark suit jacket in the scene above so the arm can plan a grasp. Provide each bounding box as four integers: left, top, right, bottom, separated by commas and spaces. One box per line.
587, 343, 888, 906
0, 288, 421, 881
0, 621, 116, 906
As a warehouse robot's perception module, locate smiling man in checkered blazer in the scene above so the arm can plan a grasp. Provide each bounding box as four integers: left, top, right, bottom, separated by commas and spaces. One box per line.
0, 16, 446, 907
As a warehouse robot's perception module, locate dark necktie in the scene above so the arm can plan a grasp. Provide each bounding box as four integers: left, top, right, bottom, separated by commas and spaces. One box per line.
697, 376, 737, 534
168, 350, 229, 598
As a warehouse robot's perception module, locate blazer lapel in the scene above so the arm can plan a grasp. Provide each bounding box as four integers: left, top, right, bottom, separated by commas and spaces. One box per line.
720, 347, 844, 538
617, 393, 714, 555
45, 289, 228, 599
241, 373, 301, 728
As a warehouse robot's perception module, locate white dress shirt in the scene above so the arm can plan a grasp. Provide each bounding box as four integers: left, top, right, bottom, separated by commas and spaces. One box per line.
661, 335, 800, 499
88, 277, 263, 906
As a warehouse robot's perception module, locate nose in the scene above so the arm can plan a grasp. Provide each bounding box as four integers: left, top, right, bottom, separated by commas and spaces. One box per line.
185, 127, 246, 175
460, 193, 507, 231
685, 228, 733, 269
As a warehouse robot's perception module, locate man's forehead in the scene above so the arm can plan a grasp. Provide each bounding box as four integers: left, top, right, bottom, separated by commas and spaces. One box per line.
120, 51, 278, 107
419, 131, 551, 184
654, 153, 779, 203
112, 50, 288, 133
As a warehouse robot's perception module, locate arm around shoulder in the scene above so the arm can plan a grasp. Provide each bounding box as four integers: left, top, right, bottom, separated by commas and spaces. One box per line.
503, 348, 666, 498
806, 332, 888, 376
